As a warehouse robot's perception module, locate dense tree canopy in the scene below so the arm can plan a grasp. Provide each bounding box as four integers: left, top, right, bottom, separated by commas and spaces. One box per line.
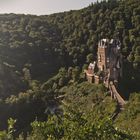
0, 0, 139, 139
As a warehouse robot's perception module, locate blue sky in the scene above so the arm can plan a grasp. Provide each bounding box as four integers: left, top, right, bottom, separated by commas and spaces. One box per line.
0, 0, 97, 15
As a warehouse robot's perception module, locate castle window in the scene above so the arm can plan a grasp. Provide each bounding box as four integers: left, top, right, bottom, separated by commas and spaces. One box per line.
107, 57, 109, 63
102, 65, 104, 70
98, 55, 101, 62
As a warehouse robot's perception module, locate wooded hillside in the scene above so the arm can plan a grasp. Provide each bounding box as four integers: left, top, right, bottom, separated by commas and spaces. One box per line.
0, 0, 139, 139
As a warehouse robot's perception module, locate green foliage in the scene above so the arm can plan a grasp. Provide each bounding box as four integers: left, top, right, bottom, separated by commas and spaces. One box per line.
23, 111, 137, 140
115, 93, 140, 134
0, 118, 16, 140
60, 82, 117, 123
72, 66, 81, 82
86, 53, 94, 63
0, 0, 139, 138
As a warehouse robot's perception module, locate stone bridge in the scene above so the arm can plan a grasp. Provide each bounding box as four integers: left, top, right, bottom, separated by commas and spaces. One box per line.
109, 82, 126, 109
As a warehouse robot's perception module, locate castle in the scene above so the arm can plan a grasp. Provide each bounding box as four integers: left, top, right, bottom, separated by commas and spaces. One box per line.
85, 39, 122, 88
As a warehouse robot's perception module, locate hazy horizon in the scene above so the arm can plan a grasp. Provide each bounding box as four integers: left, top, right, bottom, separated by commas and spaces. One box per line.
0, 0, 98, 15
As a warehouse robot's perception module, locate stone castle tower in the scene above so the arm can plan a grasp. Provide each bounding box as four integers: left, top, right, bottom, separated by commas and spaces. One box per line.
85, 39, 122, 87
97, 39, 109, 71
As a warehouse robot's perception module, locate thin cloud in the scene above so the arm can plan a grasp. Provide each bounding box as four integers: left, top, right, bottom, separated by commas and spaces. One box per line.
0, 0, 96, 15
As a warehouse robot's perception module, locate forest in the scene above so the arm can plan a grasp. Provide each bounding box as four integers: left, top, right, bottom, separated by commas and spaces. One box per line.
0, 0, 139, 139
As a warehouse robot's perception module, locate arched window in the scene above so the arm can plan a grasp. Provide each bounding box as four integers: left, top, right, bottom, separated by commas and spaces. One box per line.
99, 54, 101, 62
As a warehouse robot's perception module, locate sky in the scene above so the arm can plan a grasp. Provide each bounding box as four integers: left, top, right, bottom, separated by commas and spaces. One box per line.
0, 0, 97, 15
